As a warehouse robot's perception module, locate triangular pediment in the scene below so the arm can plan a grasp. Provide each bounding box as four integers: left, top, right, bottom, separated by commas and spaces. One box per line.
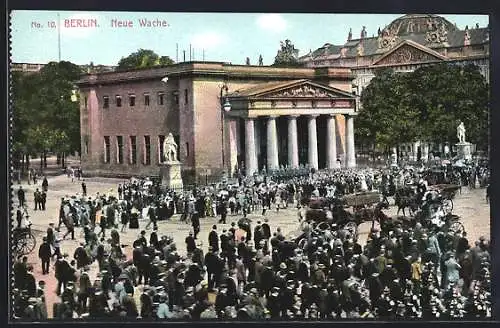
230, 79, 355, 99
372, 40, 447, 66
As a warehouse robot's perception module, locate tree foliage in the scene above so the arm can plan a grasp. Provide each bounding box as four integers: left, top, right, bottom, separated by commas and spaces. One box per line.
356, 64, 489, 151
12, 61, 82, 167
117, 49, 175, 70
273, 40, 302, 67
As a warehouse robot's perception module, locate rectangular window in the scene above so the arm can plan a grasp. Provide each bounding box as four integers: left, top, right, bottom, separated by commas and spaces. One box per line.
158, 92, 164, 105
84, 96, 88, 109
186, 142, 189, 157
103, 96, 109, 108
158, 135, 165, 163
104, 136, 110, 163
184, 89, 188, 104
116, 95, 122, 107
116, 136, 124, 164
129, 94, 136, 107
144, 135, 151, 165
130, 136, 137, 164
173, 91, 179, 105
144, 93, 150, 106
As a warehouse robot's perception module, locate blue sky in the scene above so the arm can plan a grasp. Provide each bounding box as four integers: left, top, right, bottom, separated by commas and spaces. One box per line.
11, 11, 489, 66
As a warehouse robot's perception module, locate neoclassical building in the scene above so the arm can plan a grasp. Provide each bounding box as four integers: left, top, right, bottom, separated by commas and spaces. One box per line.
76, 62, 358, 181
299, 14, 489, 160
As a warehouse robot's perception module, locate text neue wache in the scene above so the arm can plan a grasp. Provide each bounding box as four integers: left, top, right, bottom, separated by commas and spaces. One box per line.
61, 18, 170, 28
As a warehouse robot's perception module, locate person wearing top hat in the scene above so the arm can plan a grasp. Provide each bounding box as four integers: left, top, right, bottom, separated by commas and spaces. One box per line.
191, 210, 200, 239
38, 237, 52, 274
192, 242, 204, 267
34, 188, 41, 211
218, 198, 228, 224
208, 225, 219, 252
149, 227, 159, 249
228, 222, 236, 238
185, 231, 196, 254
17, 186, 25, 207
40, 191, 47, 211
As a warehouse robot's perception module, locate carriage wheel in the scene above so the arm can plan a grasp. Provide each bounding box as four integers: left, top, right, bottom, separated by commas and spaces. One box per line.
449, 221, 464, 235
343, 221, 358, 240
442, 199, 453, 214
19, 233, 37, 255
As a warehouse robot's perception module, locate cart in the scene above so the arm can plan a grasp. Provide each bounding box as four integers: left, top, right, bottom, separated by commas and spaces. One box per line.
427, 184, 461, 213
12, 223, 37, 256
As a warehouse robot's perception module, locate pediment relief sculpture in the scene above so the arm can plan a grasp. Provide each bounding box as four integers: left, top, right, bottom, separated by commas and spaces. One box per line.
375, 45, 443, 65
268, 84, 339, 98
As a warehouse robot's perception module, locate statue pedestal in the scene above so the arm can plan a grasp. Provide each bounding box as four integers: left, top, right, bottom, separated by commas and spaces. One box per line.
159, 161, 183, 190
456, 142, 472, 160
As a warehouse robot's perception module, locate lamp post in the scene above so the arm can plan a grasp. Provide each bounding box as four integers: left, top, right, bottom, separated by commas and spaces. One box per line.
220, 84, 231, 176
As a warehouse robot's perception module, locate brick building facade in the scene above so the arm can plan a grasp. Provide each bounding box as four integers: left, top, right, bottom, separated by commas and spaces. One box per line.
76, 62, 357, 182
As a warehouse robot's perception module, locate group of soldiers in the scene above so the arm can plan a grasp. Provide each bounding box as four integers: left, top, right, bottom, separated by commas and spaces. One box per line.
11, 162, 491, 320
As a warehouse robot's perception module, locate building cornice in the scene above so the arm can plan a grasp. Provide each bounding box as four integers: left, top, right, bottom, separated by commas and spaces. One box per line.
75, 62, 355, 88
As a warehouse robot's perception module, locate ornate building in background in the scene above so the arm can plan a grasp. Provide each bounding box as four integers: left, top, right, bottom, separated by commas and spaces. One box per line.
299, 14, 489, 95
299, 14, 489, 161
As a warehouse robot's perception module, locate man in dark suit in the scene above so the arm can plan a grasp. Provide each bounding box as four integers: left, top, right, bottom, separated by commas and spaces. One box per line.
41, 191, 47, 211
17, 186, 25, 207
38, 237, 52, 274
13, 256, 28, 290
218, 200, 228, 224
78, 268, 91, 313
191, 211, 200, 239
261, 218, 271, 240
185, 232, 196, 253
25, 266, 37, 297
208, 225, 219, 252
204, 247, 217, 291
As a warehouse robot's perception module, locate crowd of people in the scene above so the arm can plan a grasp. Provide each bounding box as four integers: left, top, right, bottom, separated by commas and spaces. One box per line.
11, 159, 491, 320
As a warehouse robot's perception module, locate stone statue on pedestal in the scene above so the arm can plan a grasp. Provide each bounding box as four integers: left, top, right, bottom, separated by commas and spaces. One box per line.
163, 133, 178, 162
160, 132, 182, 189
457, 122, 466, 144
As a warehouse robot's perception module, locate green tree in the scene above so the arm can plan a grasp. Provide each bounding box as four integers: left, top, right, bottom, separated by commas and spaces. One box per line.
117, 49, 175, 70
357, 64, 489, 154
407, 63, 488, 149
11, 61, 82, 173
273, 40, 302, 67
356, 69, 419, 156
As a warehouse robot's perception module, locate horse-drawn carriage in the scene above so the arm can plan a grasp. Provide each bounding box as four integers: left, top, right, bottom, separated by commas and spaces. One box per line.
426, 184, 461, 213
294, 191, 383, 244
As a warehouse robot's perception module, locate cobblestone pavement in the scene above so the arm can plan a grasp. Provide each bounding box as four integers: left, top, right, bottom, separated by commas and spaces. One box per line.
10, 175, 491, 318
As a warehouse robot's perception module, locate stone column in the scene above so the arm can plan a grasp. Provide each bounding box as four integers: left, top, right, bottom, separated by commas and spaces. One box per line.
287, 115, 299, 168
245, 118, 258, 176
308, 115, 319, 169
266, 116, 279, 170
326, 114, 338, 169
228, 119, 239, 177
345, 114, 356, 168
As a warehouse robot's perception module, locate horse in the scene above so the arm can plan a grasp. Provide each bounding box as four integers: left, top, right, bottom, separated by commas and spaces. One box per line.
353, 200, 390, 230
394, 187, 420, 217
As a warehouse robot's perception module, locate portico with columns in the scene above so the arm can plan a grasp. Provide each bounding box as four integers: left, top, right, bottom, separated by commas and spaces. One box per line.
224, 79, 358, 176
